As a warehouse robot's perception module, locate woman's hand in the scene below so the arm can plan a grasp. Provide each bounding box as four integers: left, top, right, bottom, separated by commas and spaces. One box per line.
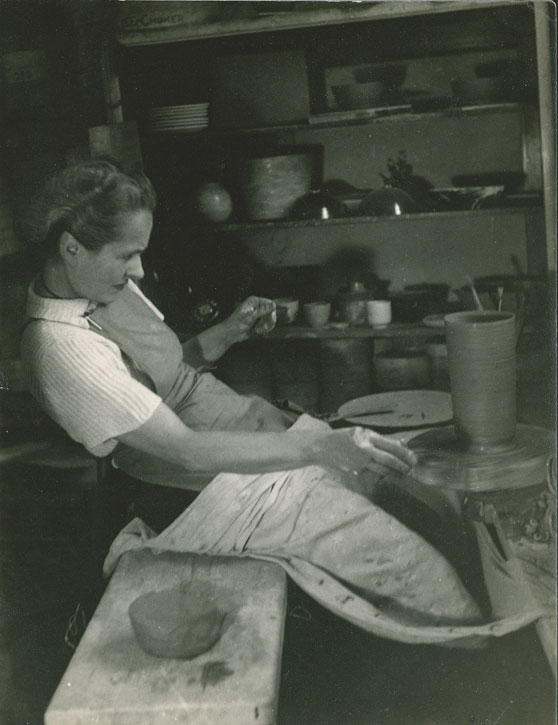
309, 427, 417, 478
224, 296, 277, 343
190, 296, 277, 364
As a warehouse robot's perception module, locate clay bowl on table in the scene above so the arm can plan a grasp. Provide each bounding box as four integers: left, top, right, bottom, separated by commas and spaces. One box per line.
129, 587, 228, 659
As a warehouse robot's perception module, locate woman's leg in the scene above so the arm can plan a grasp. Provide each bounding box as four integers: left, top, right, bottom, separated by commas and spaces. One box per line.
244, 467, 481, 625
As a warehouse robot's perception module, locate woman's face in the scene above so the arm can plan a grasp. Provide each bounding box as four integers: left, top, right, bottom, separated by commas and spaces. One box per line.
67, 209, 153, 304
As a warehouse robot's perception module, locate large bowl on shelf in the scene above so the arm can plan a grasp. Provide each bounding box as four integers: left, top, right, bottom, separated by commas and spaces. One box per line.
359, 187, 419, 216
234, 147, 318, 221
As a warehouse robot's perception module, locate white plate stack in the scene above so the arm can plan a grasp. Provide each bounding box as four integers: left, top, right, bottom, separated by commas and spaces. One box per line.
148, 103, 209, 133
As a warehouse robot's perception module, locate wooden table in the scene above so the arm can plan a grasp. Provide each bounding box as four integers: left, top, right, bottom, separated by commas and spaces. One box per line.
45, 549, 287, 725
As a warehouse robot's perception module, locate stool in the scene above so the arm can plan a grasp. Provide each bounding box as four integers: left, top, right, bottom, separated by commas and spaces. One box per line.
44, 549, 287, 724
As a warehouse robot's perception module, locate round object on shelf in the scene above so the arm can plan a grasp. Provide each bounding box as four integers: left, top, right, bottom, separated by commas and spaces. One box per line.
359, 186, 419, 217
303, 301, 331, 328
337, 282, 372, 326
193, 182, 233, 223
290, 189, 348, 220
235, 148, 316, 221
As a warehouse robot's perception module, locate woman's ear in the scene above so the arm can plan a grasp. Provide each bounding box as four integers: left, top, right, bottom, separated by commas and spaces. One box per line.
58, 231, 81, 262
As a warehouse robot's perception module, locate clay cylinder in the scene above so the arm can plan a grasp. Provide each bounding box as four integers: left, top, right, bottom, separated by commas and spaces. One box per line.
445, 311, 516, 450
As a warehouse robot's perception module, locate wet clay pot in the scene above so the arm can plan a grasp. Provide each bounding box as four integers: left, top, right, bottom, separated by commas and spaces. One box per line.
445, 311, 516, 451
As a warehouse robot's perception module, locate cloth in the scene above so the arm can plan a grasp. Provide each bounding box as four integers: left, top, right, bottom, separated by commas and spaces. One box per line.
104, 415, 551, 647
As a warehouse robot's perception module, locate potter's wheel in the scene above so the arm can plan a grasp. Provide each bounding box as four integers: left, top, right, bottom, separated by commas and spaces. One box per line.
408, 424, 553, 492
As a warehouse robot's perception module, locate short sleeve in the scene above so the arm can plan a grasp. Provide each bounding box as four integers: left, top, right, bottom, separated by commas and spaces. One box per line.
27, 331, 162, 455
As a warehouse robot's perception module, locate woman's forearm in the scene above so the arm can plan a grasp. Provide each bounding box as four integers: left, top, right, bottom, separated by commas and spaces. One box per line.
182, 297, 277, 365
182, 321, 236, 366
117, 401, 313, 473
116, 402, 417, 477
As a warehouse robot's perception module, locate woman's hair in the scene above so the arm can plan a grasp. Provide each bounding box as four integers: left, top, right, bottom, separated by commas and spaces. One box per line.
27, 159, 157, 258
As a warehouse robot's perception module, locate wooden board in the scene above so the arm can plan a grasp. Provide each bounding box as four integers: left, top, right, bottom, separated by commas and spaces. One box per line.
45, 550, 287, 725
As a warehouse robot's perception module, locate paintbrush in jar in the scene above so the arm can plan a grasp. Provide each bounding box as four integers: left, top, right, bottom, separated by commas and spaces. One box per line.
465, 275, 484, 311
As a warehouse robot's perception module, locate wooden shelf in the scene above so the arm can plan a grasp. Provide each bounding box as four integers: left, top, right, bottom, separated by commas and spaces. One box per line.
140, 102, 527, 141
195, 206, 542, 235
116, 1, 514, 47
265, 322, 444, 341
179, 323, 444, 343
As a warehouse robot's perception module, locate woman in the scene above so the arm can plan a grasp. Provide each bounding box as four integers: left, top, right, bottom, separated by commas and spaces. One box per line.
21, 160, 541, 646
21, 160, 415, 485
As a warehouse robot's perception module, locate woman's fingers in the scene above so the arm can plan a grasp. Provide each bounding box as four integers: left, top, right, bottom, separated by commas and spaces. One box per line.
351, 427, 417, 474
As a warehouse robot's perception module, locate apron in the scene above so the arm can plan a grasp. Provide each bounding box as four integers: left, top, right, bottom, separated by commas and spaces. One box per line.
89, 285, 291, 485
93, 287, 550, 646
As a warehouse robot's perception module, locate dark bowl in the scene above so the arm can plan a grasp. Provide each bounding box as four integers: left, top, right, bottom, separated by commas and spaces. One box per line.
359, 187, 419, 217
290, 190, 348, 220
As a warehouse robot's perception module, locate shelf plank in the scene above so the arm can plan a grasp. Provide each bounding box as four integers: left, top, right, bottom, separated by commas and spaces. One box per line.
116, 1, 515, 47
197, 206, 542, 235
140, 102, 527, 141
265, 323, 444, 341
178, 323, 444, 343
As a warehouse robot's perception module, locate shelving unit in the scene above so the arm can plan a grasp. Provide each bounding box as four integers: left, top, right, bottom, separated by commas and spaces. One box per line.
102, 1, 555, 404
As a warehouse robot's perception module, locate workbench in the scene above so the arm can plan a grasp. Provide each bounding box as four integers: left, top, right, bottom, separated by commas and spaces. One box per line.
44, 549, 287, 725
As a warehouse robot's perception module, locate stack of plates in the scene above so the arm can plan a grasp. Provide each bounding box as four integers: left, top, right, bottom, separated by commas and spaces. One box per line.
148, 103, 209, 133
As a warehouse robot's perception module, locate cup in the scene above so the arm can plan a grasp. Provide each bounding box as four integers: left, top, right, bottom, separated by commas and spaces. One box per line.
366, 300, 392, 328
303, 301, 331, 328
273, 297, 299, 324
445, 311, 516, 450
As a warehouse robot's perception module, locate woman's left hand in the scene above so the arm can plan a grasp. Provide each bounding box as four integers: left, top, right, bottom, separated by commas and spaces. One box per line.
225, 296, 277, 342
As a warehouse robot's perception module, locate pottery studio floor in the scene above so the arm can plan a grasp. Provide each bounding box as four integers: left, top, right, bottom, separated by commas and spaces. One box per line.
0, 463, 555, 725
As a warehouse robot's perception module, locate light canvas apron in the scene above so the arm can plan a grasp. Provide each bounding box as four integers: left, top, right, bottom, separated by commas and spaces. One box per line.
89, 285, 292, 486
92, 287, 550, 646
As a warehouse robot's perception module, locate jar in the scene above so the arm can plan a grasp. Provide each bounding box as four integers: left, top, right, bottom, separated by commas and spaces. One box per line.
337, 281, 372, 326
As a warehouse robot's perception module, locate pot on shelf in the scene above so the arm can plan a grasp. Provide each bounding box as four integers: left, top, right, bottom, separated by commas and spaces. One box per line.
233, 147, 320, 221
359, 186, 419, 217
337, 281, 373, 326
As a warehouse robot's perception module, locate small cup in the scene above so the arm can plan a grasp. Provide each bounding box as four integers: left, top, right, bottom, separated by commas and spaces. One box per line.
273, 297, 299, 324
366, 300, 392, 328
303, 301, 331, 328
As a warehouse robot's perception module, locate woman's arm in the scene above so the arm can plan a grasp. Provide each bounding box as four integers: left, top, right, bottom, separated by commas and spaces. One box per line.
117, 401, 417, 477
182, 297, 276, 365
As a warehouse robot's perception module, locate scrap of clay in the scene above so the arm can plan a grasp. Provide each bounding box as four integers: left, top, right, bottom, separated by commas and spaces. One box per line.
129, 587, 226, 659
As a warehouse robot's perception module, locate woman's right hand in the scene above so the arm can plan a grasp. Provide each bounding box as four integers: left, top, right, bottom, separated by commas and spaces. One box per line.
308, 427, 417, 478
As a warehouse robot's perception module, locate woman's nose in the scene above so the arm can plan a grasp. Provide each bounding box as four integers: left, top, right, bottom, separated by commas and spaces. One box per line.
127, 256, 144, 280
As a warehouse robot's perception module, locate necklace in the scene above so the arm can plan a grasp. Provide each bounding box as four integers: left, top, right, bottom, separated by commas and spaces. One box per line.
40, 273, 62, 299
